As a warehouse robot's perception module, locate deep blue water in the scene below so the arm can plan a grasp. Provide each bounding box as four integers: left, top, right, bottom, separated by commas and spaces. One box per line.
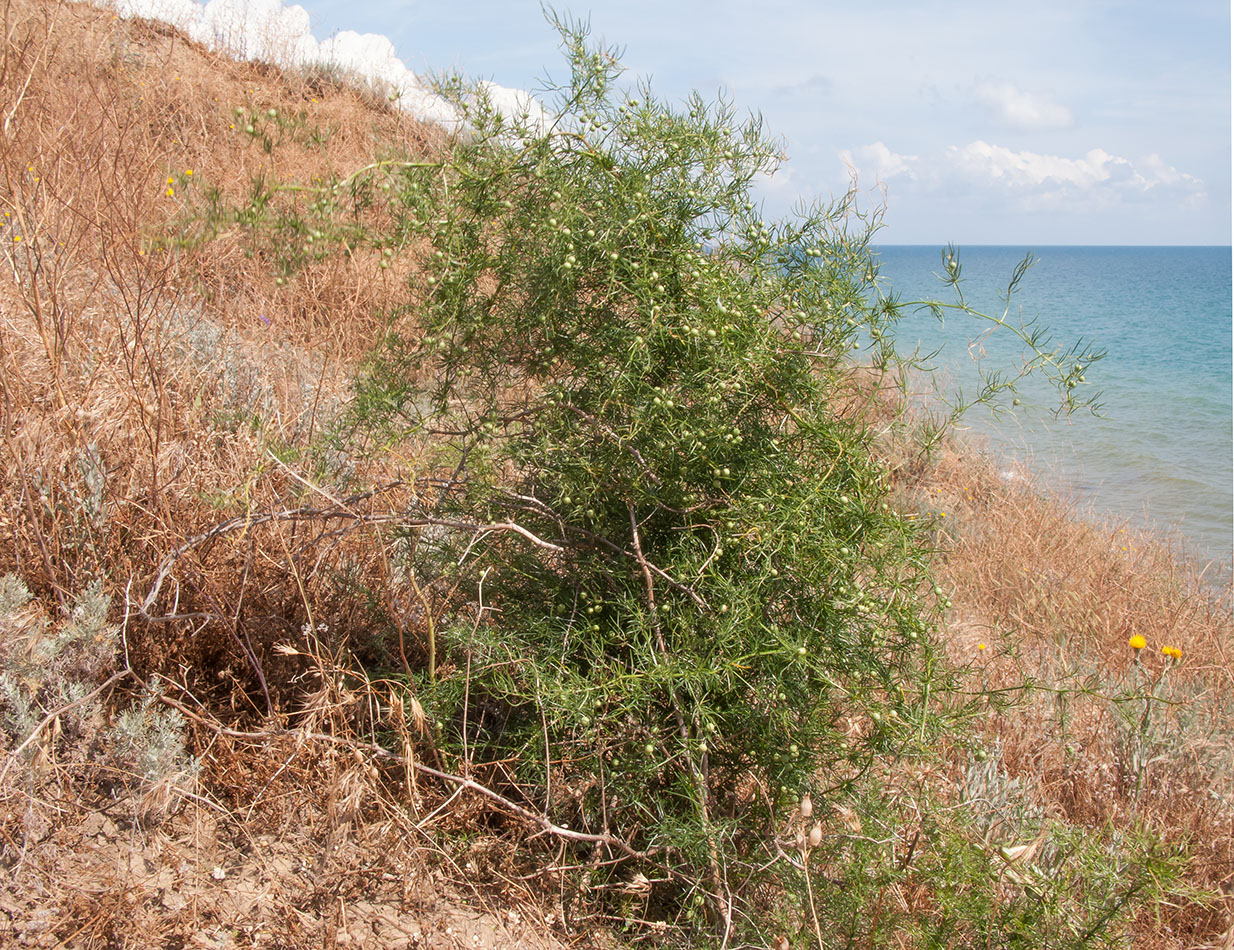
872, 245, 1233, 572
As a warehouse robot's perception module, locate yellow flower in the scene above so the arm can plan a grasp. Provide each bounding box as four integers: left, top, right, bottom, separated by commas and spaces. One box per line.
1163, 645, 1182, 661
977, 642, 987, 652
1129, 635, 1147, 651
185, 169, 193, 176
167, 176, 175, 185
165, 188, 174, 197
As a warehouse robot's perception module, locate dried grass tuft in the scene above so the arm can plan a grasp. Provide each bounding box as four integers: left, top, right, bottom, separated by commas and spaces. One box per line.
903, 438, 1233, 947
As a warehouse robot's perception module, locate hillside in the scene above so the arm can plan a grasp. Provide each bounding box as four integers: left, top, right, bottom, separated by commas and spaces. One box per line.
0, 1, 1230, 947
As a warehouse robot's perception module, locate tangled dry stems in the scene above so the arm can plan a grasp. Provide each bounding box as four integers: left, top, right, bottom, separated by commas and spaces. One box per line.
0, 0, 1230, 946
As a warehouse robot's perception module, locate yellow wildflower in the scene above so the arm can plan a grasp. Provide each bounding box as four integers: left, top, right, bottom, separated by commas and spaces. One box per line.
1129, 635, 1147, 652
167, 176, 175, 185
977, 643, 987, 652
165, 188, 174, 197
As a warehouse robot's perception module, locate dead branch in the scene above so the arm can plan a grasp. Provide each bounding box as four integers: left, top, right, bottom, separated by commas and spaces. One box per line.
151, 689, 661, 863
135, 481, 563, 622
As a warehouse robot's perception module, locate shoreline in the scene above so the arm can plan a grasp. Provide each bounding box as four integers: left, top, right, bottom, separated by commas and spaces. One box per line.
940, 420, 1234, 593
875, 243, 1232, 573
955, 416, 1233, 576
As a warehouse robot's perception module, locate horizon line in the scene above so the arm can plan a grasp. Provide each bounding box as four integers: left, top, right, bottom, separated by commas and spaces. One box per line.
872, 243, 1232, 249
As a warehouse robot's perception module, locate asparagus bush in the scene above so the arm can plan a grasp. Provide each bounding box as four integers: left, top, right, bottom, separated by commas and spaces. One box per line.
193, 14, 1181, 944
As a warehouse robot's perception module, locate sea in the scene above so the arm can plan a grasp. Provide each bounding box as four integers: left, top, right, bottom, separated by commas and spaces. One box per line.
871, 245, 1233, 577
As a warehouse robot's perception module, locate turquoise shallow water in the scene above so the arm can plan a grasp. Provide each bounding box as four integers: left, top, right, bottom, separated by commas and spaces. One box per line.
873, 245, 1233, 572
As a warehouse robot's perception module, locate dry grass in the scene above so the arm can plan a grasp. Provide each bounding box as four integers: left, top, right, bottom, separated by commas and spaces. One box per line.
900, 438, 1233, 947
0, 0, 1231, 945
0, 0, 442, 679
0, 1, 574, 945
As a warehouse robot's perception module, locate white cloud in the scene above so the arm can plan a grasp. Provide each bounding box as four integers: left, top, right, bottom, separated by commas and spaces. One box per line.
199, 0, 316, 64
949, 141, 1112, 187
105, 0, 537, 133
472, 80, 553, 134
1139, 152, 1190, 186
110, 0, 201, 31
975, 81, 1074, 131
947, 141, 1203, 198
112, 0, 316, 64
314, 28, 470, 127
838, 141, 919, 183
751, 166, 799, 204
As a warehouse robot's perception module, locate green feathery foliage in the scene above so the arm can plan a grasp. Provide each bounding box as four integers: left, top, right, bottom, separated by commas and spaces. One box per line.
188, 14, 1187, 945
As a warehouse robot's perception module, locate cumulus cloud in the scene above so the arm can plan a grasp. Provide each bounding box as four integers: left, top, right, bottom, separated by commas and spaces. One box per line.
105, 0, 536, 132
948, 140, 1203, 196
975, 81, 1074, 131
109, 0, 198, 30
838, 141, 919, 183
110, 0, 315, 64
201, 0, 316, 64
471, 80, 553, 134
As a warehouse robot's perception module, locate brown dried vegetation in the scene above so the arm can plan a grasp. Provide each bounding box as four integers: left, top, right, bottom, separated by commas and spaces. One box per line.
0, 0, 571, 945
898, 442, 1233, 947
0, 0, 1230, 946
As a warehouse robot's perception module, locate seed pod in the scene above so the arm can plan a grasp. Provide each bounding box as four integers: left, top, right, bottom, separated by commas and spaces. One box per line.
808, 823, 823, 848
799, 793, 813, 820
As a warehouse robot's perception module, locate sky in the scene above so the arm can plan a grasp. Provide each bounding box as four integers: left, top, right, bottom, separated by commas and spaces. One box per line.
116, 0, 1231, 245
